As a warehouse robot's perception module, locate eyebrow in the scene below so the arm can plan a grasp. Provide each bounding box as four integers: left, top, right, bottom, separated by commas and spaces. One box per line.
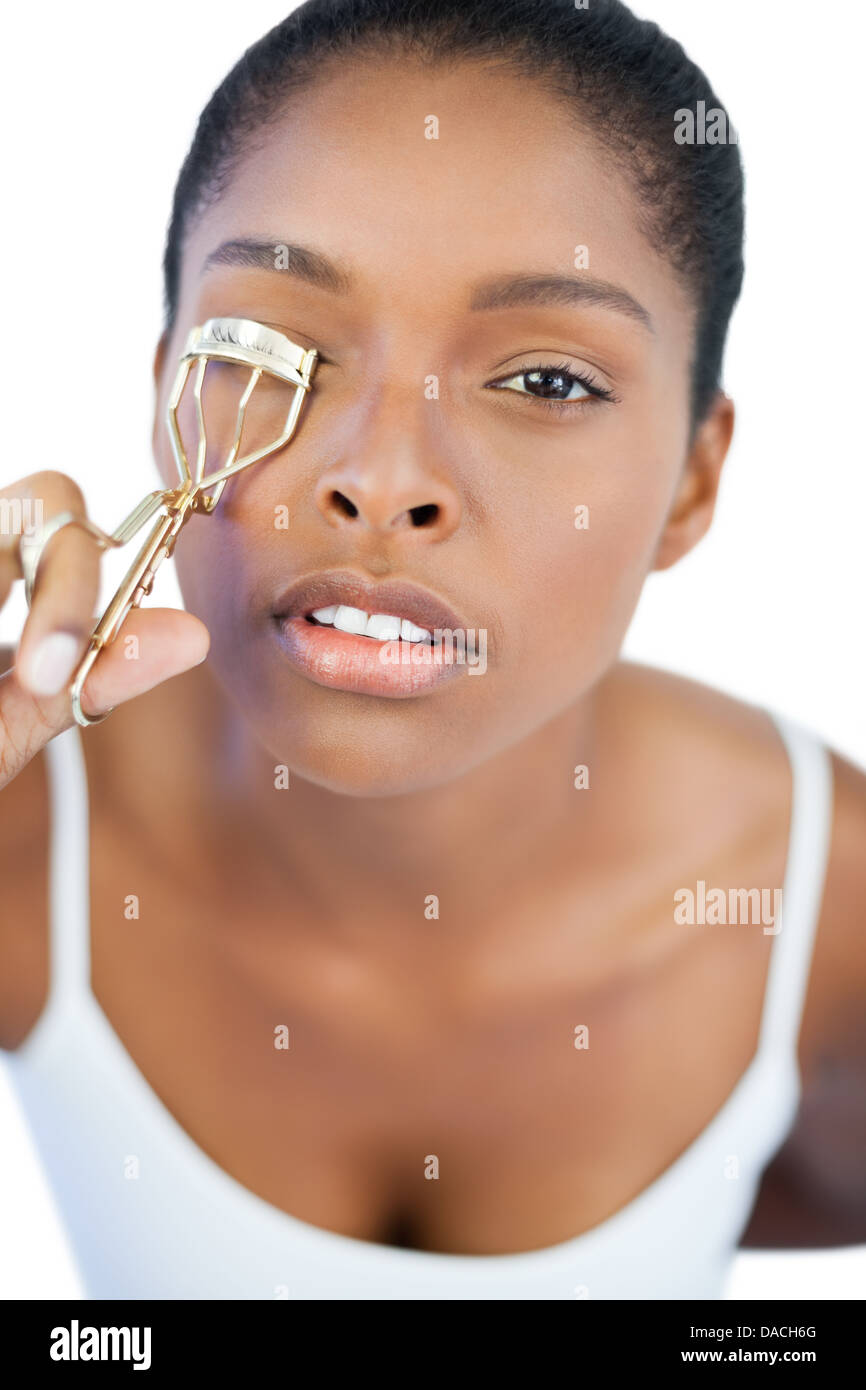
201, 238, 353, 294
201, 238, 654, 333
469, 272, 653, 332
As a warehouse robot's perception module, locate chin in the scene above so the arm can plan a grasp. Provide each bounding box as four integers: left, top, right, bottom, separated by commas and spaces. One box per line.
261, 724, 481, 798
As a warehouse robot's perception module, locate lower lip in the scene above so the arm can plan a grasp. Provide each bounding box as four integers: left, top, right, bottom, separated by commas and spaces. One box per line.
273, 616, 469, 697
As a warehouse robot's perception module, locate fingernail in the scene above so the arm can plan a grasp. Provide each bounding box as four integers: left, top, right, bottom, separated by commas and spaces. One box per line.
26, 632, 82, 696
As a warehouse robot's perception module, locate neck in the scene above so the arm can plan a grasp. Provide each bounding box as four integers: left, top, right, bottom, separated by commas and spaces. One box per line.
203, 672, 607, 933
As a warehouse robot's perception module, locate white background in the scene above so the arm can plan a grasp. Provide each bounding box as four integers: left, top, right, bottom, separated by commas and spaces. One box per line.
0, 0, 863, 1299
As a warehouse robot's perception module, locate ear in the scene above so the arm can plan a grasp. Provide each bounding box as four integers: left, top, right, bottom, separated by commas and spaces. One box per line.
652, 391, 735, 572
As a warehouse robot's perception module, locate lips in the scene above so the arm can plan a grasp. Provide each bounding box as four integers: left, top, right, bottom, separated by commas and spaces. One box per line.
271, 569, 475, 698
272, 570, 468, 635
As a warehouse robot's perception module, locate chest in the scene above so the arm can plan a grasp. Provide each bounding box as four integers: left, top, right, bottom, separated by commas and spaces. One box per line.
86, 829, 785, 1256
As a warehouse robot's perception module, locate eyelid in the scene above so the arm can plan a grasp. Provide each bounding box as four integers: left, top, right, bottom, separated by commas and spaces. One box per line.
492, 350, 614, 383
486, 359, 616, 405
488, 345, 615, 374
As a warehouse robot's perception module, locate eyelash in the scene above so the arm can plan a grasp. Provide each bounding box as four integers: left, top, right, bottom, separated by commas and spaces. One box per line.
487, 361, 618, 414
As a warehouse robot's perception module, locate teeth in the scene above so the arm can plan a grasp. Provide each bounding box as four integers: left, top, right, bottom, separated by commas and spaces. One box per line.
309, 605, 433, 642
365, 613, 402, 641
400, 617, 433, 643
333, 605, 369, 634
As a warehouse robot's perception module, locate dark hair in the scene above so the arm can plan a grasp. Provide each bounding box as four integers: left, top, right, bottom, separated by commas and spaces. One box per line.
163, 0, 745, 429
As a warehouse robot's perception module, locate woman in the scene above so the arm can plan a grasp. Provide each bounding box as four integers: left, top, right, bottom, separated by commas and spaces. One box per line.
1, 0, 864, 1300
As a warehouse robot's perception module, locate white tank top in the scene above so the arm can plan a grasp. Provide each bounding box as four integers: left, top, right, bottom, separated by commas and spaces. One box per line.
2, 711, 833, 1299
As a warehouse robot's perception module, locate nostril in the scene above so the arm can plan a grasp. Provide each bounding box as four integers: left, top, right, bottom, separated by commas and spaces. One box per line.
325, 493, 440, 527
331, 490, 358, 518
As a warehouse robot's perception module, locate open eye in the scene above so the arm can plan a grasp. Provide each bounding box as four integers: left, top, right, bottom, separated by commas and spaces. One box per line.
487, 362, 616, 408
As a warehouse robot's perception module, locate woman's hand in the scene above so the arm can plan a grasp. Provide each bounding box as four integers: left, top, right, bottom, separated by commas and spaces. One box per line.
0, 471, 210, 791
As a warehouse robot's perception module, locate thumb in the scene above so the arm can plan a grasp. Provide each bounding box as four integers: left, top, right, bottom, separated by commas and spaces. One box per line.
75, 608, 211, 718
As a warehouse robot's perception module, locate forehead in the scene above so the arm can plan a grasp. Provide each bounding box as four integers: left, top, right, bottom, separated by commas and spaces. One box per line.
179, 55, 692, 340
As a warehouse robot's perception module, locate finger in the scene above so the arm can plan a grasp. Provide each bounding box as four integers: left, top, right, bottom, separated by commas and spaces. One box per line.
0, 609, 210, 789
0, 470, 88, 583
74, 608, 210, 720
15, 522, 102, 697
1, 472, 101, 696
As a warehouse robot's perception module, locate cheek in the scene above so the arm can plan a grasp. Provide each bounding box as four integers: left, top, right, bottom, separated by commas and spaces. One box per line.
503, 446, 676, 698
170, 516, 250, 641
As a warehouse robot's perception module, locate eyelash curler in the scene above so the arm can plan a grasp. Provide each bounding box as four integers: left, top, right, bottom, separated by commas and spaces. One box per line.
30, 318, 319, 728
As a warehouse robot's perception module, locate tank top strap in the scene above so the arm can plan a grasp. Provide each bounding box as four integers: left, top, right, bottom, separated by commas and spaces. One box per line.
756, 710, 834, 1057
42, 722, 91, 1002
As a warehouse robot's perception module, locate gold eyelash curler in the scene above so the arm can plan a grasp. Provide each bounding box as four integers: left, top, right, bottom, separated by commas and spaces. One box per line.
22, 318, 318, 728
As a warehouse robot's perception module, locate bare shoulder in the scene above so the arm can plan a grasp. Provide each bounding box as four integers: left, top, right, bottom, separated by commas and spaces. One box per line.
616, 661, 866, 1242
618, 659, 866, 1015
0, 645, 52, 1050
607, 659, 798, 817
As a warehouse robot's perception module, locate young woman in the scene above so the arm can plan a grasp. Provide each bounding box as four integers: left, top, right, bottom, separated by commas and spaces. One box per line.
1, 0, 864, 1300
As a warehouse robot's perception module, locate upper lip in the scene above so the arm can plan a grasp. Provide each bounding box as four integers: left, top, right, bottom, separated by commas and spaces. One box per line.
273, 569, 470, 634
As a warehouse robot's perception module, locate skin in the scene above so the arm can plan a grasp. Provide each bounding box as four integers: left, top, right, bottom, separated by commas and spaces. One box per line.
1, 55, 865, 1259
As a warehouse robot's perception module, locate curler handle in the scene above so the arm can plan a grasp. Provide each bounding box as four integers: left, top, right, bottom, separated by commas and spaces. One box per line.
69, 504, 190, 727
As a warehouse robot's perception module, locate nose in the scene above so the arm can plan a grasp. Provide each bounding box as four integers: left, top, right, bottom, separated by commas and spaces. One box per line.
313, 379, 463, 544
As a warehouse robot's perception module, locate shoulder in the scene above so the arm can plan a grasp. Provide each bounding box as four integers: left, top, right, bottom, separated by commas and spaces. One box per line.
606, 660, 796, 817
618, 662, 866, 1238
612, 661, 866, 1063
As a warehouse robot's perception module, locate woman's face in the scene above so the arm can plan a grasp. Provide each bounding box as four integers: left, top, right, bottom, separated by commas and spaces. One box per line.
154, 55, 723, 795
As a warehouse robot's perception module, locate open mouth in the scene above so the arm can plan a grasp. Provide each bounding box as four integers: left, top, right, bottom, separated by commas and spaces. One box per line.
304, 605, 435, 645
271, 569, 475, 697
